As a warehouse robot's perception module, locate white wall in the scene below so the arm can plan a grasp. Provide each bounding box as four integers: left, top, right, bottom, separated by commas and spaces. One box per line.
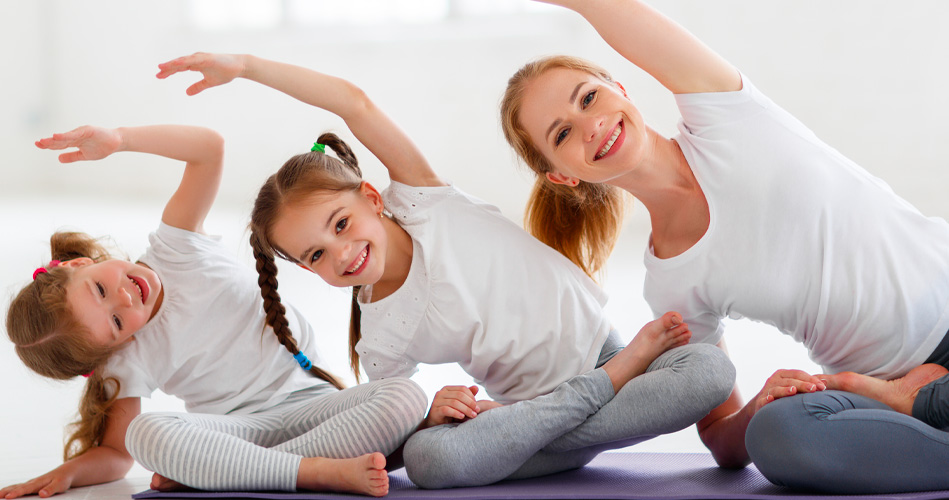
3, 0, 949, 485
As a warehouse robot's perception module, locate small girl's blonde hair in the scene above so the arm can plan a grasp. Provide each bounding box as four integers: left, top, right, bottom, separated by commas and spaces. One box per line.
6, 232, 124, 460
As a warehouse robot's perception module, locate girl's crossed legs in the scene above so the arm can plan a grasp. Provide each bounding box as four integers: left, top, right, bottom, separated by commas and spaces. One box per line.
126, 378, 426, 496
403, 322, 736, 489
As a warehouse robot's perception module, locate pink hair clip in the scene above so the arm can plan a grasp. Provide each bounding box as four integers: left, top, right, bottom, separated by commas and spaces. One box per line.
32, 260, 61, 280
82, 371, 94, 378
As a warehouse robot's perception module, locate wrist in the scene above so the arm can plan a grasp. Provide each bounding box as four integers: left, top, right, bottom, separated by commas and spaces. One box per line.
113, 127, 130, 153
238, 54, 256, 81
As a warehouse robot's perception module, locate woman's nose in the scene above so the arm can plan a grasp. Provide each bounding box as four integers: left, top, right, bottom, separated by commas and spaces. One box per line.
583, 115, 605, 142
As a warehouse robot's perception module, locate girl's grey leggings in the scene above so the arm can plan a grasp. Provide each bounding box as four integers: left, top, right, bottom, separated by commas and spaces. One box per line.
125, 378, 427, 491
402, 335, 736, 489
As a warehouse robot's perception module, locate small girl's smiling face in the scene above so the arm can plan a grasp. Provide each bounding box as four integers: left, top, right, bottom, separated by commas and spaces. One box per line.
271, 182, 389, 289
63, 258, 162, 347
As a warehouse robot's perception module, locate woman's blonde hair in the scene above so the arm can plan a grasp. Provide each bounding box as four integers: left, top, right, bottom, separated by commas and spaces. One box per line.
249, 132, 362, 384
500, 55, 628, 278
6, 232, 124, 460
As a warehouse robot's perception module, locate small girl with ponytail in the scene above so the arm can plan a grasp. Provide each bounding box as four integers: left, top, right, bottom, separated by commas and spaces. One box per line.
2, 124, 425, 499
156, 52, 734, 489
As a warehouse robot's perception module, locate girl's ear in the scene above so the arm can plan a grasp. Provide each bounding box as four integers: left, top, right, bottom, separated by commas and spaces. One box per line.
359, 181, 385, 213
57, 257, 95, 268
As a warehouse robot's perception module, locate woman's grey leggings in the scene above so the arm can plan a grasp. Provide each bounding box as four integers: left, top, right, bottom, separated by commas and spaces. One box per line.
403, 336, 736, 489
125, 378, 427, 491
746, 390, 949, 494
746, 330, 949, 494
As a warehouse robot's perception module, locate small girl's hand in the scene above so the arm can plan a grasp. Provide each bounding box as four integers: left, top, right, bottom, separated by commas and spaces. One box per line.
35, 125, 123, 163
422, 385, 481, 429
156, 52, 245, 96
0, 469, 74, 499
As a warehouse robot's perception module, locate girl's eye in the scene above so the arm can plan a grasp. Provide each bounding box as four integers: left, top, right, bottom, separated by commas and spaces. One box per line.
555, 128, 570, 146
581, 90, 596, 108
310, 249, 324, 263
113, 315, 123, 330
96, 282, 106, 297
336, 218, 348, 233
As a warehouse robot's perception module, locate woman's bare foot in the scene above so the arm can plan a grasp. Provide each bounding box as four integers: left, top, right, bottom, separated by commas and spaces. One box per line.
297, 452, 389, 497
822, 364, 949, 415
150, 473, 194, 492
601, 312, 691, 393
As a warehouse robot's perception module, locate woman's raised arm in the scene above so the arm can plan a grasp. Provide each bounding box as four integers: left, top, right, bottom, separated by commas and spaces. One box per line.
538, 0, 741, 94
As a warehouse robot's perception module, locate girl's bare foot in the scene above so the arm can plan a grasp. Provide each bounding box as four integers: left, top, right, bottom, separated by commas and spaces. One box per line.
601, 312, 691, 393
150, 473, 194, 492
822, 364, 949, 415
297, 452, 389, 497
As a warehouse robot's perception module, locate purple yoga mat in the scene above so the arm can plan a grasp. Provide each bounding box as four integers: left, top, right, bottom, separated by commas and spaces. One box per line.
132, 452, 949, 500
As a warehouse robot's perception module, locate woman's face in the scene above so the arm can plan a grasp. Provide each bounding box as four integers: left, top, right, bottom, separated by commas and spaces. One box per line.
63, 258, 162, 347
518, 67, 647, 186
270, 183, 389, 289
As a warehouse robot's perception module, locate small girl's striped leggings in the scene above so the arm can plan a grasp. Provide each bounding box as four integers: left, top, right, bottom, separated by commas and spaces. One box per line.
125, 378, 426, 491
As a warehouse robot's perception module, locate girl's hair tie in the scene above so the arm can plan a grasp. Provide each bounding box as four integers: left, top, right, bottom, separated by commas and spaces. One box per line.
293, 351, 313, 370
82, 370, 94, 378
311, 142, 326, 153
32, 260, 62, 280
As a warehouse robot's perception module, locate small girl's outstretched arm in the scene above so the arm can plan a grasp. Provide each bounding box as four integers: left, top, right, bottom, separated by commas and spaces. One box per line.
537, 0, 740, 94
35, 124, 225, 233
0, 398, 140, 499
157, 53, 443, 188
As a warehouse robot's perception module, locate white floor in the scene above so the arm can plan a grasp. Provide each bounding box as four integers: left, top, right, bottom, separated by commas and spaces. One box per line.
0, 196, 822, 498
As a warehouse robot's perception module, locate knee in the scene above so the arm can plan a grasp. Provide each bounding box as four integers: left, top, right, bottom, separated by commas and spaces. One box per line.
660, 343, 736, 405
746, 392, 858, 489
694, 343, 737, 400
125, 412, 183, 465
402, 426, 468, 489
374, 377, 428, 423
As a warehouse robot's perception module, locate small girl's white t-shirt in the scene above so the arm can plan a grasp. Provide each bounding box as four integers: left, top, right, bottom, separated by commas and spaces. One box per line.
356, 182, 611, 404
644, 75, 949, 378
103, 223, 333, 415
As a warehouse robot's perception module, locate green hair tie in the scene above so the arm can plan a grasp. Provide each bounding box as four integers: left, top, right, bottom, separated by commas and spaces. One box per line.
311, 142, 326, 153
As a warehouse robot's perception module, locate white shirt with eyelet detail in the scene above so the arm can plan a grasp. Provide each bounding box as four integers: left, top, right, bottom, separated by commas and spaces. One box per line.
356, 182, 611, 404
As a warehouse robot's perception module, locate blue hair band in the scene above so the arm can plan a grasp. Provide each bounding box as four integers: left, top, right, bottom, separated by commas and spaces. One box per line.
293, 352, 312, 370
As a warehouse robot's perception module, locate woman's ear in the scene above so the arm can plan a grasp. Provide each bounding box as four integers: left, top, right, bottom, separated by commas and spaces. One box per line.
359, 181, 385, 213
57, 257, 95, 268
545, 171, 580, 187
615, 81, 628, 99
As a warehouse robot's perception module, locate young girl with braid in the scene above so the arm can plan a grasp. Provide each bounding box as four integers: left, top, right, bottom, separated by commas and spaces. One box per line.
2, 124, 426, 499
156, 52, 735, 489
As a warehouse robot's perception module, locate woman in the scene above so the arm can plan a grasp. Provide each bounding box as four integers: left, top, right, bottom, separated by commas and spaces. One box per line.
501, 0, 949, 493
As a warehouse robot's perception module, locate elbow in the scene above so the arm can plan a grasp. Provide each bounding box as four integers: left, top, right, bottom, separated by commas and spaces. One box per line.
340, 81, 380, 122
711, 449, 751, 470
206, 129, 226, 164
698, 426, 751, 470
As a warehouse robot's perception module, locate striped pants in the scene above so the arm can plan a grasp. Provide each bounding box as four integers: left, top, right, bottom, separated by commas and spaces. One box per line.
125, 378, 427, 491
